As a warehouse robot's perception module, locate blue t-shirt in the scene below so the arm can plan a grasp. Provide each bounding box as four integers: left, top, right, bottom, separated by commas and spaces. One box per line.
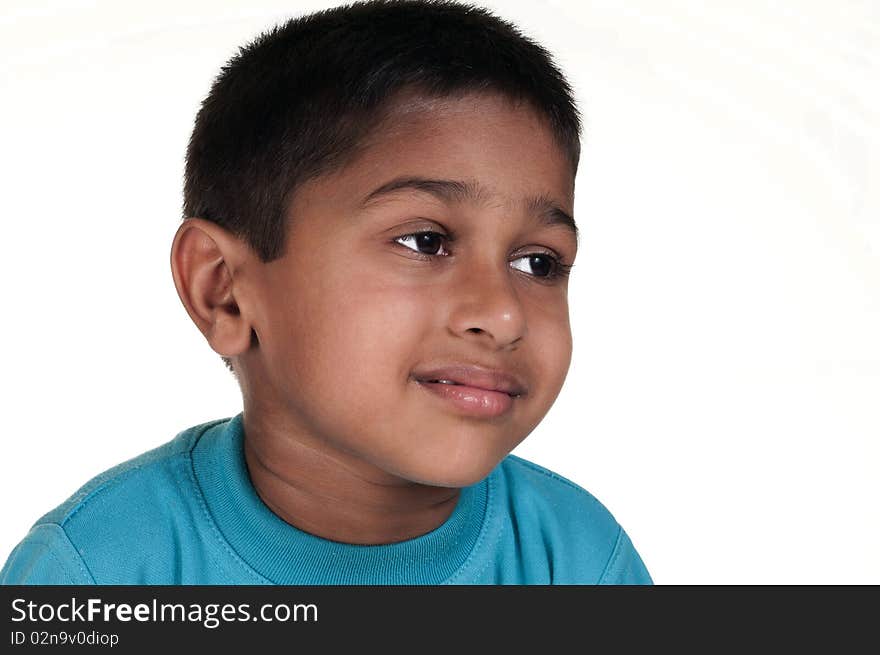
1, 414, 652, 585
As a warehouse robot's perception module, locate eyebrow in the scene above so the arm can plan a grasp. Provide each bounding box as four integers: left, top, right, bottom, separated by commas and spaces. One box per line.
361, 176, 578, 239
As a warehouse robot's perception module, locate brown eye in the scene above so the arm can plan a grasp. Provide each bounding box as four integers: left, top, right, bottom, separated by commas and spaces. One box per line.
395, 231, 449, 256
511, 254, 553, 277
510, 253, 573, 281
529, 255, 551, 277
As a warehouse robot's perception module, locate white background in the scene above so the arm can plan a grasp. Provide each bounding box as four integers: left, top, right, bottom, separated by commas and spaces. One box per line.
1, 0, 877, 584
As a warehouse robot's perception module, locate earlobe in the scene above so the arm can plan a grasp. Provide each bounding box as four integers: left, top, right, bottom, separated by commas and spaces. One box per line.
170, 219, 255, 358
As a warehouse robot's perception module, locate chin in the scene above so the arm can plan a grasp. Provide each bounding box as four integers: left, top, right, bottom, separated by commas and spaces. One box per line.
401, 455, 502, 488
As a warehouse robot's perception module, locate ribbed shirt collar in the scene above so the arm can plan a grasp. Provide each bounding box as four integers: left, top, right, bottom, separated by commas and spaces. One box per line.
191, 413, 490, 584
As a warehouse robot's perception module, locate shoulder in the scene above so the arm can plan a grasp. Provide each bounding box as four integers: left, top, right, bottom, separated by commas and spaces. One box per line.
37, 417, 228, 529
496, 454, 653, 584
1, 524, 95, 584
499, 453, 618, 530
501, 453, 599, 497
1, 417, 231, 585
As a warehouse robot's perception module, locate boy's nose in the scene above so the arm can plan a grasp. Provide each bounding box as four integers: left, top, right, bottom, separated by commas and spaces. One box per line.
446, 259, 527, 350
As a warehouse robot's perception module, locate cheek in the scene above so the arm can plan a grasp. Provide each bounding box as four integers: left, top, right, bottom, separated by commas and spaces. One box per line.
280, 272, 437, 408
529, 302, 573, 391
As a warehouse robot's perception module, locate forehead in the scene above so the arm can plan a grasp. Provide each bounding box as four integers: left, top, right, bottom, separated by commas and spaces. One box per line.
367, 91, 573, 188
298, 91, 576, 226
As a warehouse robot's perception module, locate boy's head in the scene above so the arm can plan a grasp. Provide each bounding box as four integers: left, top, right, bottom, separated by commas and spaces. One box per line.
171, 0, 581, 487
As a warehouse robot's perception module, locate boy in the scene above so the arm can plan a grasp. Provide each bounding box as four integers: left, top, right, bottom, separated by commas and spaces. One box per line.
1, 0, 651, 584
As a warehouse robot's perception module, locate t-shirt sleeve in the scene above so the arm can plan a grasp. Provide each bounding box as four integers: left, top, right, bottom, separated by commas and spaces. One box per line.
1, 524, 96, 585
597, 526, 653, 585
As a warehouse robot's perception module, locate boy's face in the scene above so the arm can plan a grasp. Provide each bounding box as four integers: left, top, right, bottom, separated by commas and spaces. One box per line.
241, 91, 577, 487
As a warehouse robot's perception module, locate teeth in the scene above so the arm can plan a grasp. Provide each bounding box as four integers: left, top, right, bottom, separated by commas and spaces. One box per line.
428, 379, 458, 385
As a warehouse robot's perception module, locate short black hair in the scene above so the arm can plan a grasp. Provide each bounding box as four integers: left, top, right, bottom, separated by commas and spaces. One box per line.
182, 0, 582, 374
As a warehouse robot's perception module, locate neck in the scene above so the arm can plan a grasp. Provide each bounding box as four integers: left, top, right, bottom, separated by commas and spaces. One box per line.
241, 411, 460, 545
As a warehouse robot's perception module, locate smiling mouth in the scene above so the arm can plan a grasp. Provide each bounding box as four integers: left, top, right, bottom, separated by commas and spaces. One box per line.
413, 379, 520, 418
422, 379, 521, 398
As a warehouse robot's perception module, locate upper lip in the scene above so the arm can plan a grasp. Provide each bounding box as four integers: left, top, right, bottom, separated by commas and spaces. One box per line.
412, 364, 528, 397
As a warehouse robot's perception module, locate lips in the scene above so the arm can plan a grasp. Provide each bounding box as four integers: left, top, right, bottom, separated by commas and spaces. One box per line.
411, 365, 527, 398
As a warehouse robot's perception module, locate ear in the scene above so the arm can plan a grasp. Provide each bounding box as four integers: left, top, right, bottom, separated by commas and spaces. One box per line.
170, 218, 256, 359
